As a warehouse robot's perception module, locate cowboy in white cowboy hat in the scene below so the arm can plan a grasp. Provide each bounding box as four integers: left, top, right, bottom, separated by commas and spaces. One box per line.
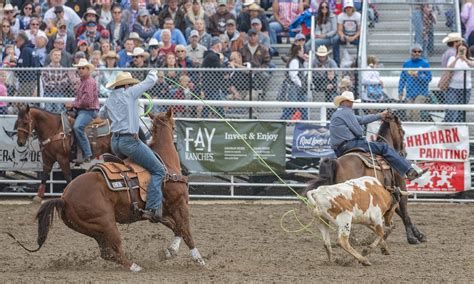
441, 32, 464, 68
66, 58, 99, 164
99, 69, 166, 223
329, 91, 427, 180
127, 47, 149, 68
316, 45, 332, 57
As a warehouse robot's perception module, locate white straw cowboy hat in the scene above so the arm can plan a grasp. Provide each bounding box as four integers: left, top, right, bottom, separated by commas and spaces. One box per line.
73, 58, 95, 72
316, 45, 331, 56
333, 91, 361, 107
102, 50, 119, 60
442, 32, 464, 44
106, 72, 140, 89
127, 47, 149, 59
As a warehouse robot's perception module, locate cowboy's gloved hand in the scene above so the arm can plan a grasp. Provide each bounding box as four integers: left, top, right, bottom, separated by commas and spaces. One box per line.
380, 110, 389, 119
149, 69, 158, 76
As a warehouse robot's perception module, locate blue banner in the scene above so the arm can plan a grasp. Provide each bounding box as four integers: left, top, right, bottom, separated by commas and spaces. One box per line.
291, 123, 336, 158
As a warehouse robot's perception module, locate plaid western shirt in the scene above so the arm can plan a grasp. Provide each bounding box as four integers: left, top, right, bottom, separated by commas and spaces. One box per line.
73, 75, 99, 110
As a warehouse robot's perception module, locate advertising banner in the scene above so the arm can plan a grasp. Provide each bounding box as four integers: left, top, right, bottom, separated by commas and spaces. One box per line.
176, 121, 286, 174
0, 115, 43, 171
367, 122, 470, 191
291, 123, 336, 158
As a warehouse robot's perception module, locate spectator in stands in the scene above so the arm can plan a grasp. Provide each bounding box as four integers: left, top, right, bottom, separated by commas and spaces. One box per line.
226, 50, 248, 101
305, 1, 338, 54
461, 0, 474, 44
147, 0, 163, 27
99, 51, 119, 97
250, 18, 270, 51
398, 44, 432, 121
19, 1, 35, 29
78, 21, 101, 48
117, 38, 135, 67
34, 34, 48, 66
47, 20, 75, 54
42, 49, 70, 112
133, 8, 157, 42
75, 8, 106, 38
362, 55, 386, 108
96, 0, 113, 28
99, 40, 112, 56
176, 44, 194, 69
442, 33, 464, 68
1, 19, 17, 46
225, 18, 245, 52
184, 0, 209, 39
128, 47, 149, 82
411, 4, 435, 59
194, 18, 212, 48
25, 17, 47, 46
76, 40, 91, 59
107, 5, 129, 49
219, 33, 232, 61
4, 3, 22, 36
157, 29, 177, 56
208, 0, 235, 36
203, 0, 218, 18
172, 74, 195, 117
148, 38, 163, 67
122, 0, 140, 33
237, 3, 270, 35
153, 17, 186, 45
281, 44, 308, 120
201, 36, 226, 117
90, 50, 104, 70
158, 0, 186, 33
67, 58, 99, 164
0, 71, 7, 114
15, 31, 38, 97
269, 0, 305, 44
2, 45, 17, 68
65, 0, 91, 18
444, 42, 474, 122
311, 45, 338, 118
334, 0, 361, 66
240, 28, 271, 99
186, 29, 208, 65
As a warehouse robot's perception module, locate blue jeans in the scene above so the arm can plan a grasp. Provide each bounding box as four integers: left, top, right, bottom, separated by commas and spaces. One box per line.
333, 38, 359, 66
334, 139, 411, 176
269, 21, 283, 44
74, 109, 96, 158
280, 83, 308, 120
444, 88, 467, 122
111, 134, 165, 210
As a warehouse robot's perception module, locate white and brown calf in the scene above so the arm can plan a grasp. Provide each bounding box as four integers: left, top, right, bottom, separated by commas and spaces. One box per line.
306, 176, 398, 266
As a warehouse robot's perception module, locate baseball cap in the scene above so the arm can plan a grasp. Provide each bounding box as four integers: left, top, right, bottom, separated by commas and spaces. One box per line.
190, 30, 199, 38
247, 29, 257, 35
251, 18, 261, 25
295, 33, 305, 41
226, 18, 236, 26
210, 36, 221, 46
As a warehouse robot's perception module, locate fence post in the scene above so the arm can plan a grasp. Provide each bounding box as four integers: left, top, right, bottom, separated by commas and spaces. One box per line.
248, 68, 253, 119
36, 69, 41, 103
463, 69, 467, 122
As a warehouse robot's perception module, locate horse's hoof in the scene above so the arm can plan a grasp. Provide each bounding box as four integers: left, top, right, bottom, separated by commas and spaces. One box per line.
195, 258, 206, 266
416, 234, 428, 243
164, 247, 177, 259
381, 248, 390, 255
360, 258, 372, 266
130, 263, 142, 272
407, 237, 420, 245
32, 196, 43, 203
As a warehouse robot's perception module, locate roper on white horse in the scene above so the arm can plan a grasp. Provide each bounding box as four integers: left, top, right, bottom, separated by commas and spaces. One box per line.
306, 176, 399, 266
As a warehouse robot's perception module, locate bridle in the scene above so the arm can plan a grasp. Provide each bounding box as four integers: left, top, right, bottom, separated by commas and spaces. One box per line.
16, 117, 33, 139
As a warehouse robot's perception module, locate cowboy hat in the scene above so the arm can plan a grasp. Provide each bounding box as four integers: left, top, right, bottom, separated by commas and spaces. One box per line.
102, 50, 119, 60
3, 4, 14, 10
73, 58, 95, 72
442, 32, 464, 44
127, 32, 143, 42
106, 72, 140, 89
316, 45, 331, 56
248, 3, 262, 11
333, 91, 361, 107
127, 47, 150, 58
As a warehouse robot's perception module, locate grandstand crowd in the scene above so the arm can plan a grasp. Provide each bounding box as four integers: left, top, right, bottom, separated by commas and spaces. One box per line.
0, 0, 473, 122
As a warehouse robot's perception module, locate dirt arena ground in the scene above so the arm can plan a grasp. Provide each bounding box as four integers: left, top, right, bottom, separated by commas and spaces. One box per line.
0, 200, 473, 283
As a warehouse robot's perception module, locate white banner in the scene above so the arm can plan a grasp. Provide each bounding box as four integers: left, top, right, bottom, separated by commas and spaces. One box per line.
0, 115, 43, 171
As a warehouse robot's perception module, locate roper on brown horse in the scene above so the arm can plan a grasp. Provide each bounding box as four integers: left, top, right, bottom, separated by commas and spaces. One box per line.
7, 108, 205, 271
307, 112, 427, 245
14, 105, 111, 201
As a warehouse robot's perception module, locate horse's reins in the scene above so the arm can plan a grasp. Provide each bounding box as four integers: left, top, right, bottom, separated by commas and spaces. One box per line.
18, 115, 69, 151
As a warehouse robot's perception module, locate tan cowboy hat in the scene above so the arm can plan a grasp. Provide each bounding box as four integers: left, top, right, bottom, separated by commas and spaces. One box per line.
106, 72, 140, 89
442, 32, 464, 44
127, 47, 149, 59
102, 51, 119, 60
248, 3, 262, 11
3, 3, 14, 10
316, 45, 331, 56
73, 58, 95, 72
339, 76, 352, 89
333, 91, 361, 107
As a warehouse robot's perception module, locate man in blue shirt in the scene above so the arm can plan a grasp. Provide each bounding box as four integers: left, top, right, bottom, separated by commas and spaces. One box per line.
398, 44, 432, 121
329, 91, 427, 181
99, 70, 165, 222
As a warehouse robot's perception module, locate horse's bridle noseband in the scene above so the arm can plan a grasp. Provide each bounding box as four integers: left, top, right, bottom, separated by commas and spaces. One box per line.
16, 119, 33, 139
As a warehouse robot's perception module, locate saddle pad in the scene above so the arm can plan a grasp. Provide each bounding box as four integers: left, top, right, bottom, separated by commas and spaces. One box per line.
343, 152, 391, 170
90, 161, 151, 194
86, 119, 111, 138
61, 112, 72, 135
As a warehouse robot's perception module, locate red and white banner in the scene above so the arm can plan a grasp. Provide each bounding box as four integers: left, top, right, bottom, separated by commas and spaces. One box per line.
367, 123, 470, 192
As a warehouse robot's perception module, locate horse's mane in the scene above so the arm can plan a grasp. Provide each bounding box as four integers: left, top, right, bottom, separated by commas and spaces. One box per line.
376, 115, 402, 142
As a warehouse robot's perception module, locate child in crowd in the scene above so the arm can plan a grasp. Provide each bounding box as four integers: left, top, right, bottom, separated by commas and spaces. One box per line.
0, 71, 8, 114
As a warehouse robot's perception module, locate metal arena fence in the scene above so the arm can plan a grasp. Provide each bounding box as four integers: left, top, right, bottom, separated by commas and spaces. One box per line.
0, 67, 473, 125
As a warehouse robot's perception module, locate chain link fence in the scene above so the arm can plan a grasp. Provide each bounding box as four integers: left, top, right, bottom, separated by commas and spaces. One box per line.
0, 67, 472, 124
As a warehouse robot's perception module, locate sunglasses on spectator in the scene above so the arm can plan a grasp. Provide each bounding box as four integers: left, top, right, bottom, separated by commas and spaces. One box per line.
5, 11, 14, 14
321, 5, 328, 9
412, 50, 422, 53
24, 6, 32, 10
150, 46, 160, 49
176, 50, 185, 53
78, 67, 86, 70
59, 25, 67, 29
2, 25, 10, 28
113, 11, 121, 14
30, 23, 39, 26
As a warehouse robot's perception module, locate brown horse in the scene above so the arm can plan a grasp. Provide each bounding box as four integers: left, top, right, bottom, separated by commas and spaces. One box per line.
307, 112, 427, 245
8, 108, 205, 271
14, 105, 111, 200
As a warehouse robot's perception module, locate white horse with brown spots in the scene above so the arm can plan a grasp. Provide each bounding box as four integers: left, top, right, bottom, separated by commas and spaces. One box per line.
306, 176, 399, 266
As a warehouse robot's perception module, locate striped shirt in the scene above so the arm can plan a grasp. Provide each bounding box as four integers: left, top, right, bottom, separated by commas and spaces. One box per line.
73, 76, 99, 110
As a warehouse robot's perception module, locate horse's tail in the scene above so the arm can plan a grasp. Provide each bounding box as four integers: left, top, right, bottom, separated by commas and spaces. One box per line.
5, 198, 65, 253
301, 158, 338, 197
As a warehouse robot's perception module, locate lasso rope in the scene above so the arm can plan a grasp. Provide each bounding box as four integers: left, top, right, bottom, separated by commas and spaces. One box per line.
160, 75, 333, 235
